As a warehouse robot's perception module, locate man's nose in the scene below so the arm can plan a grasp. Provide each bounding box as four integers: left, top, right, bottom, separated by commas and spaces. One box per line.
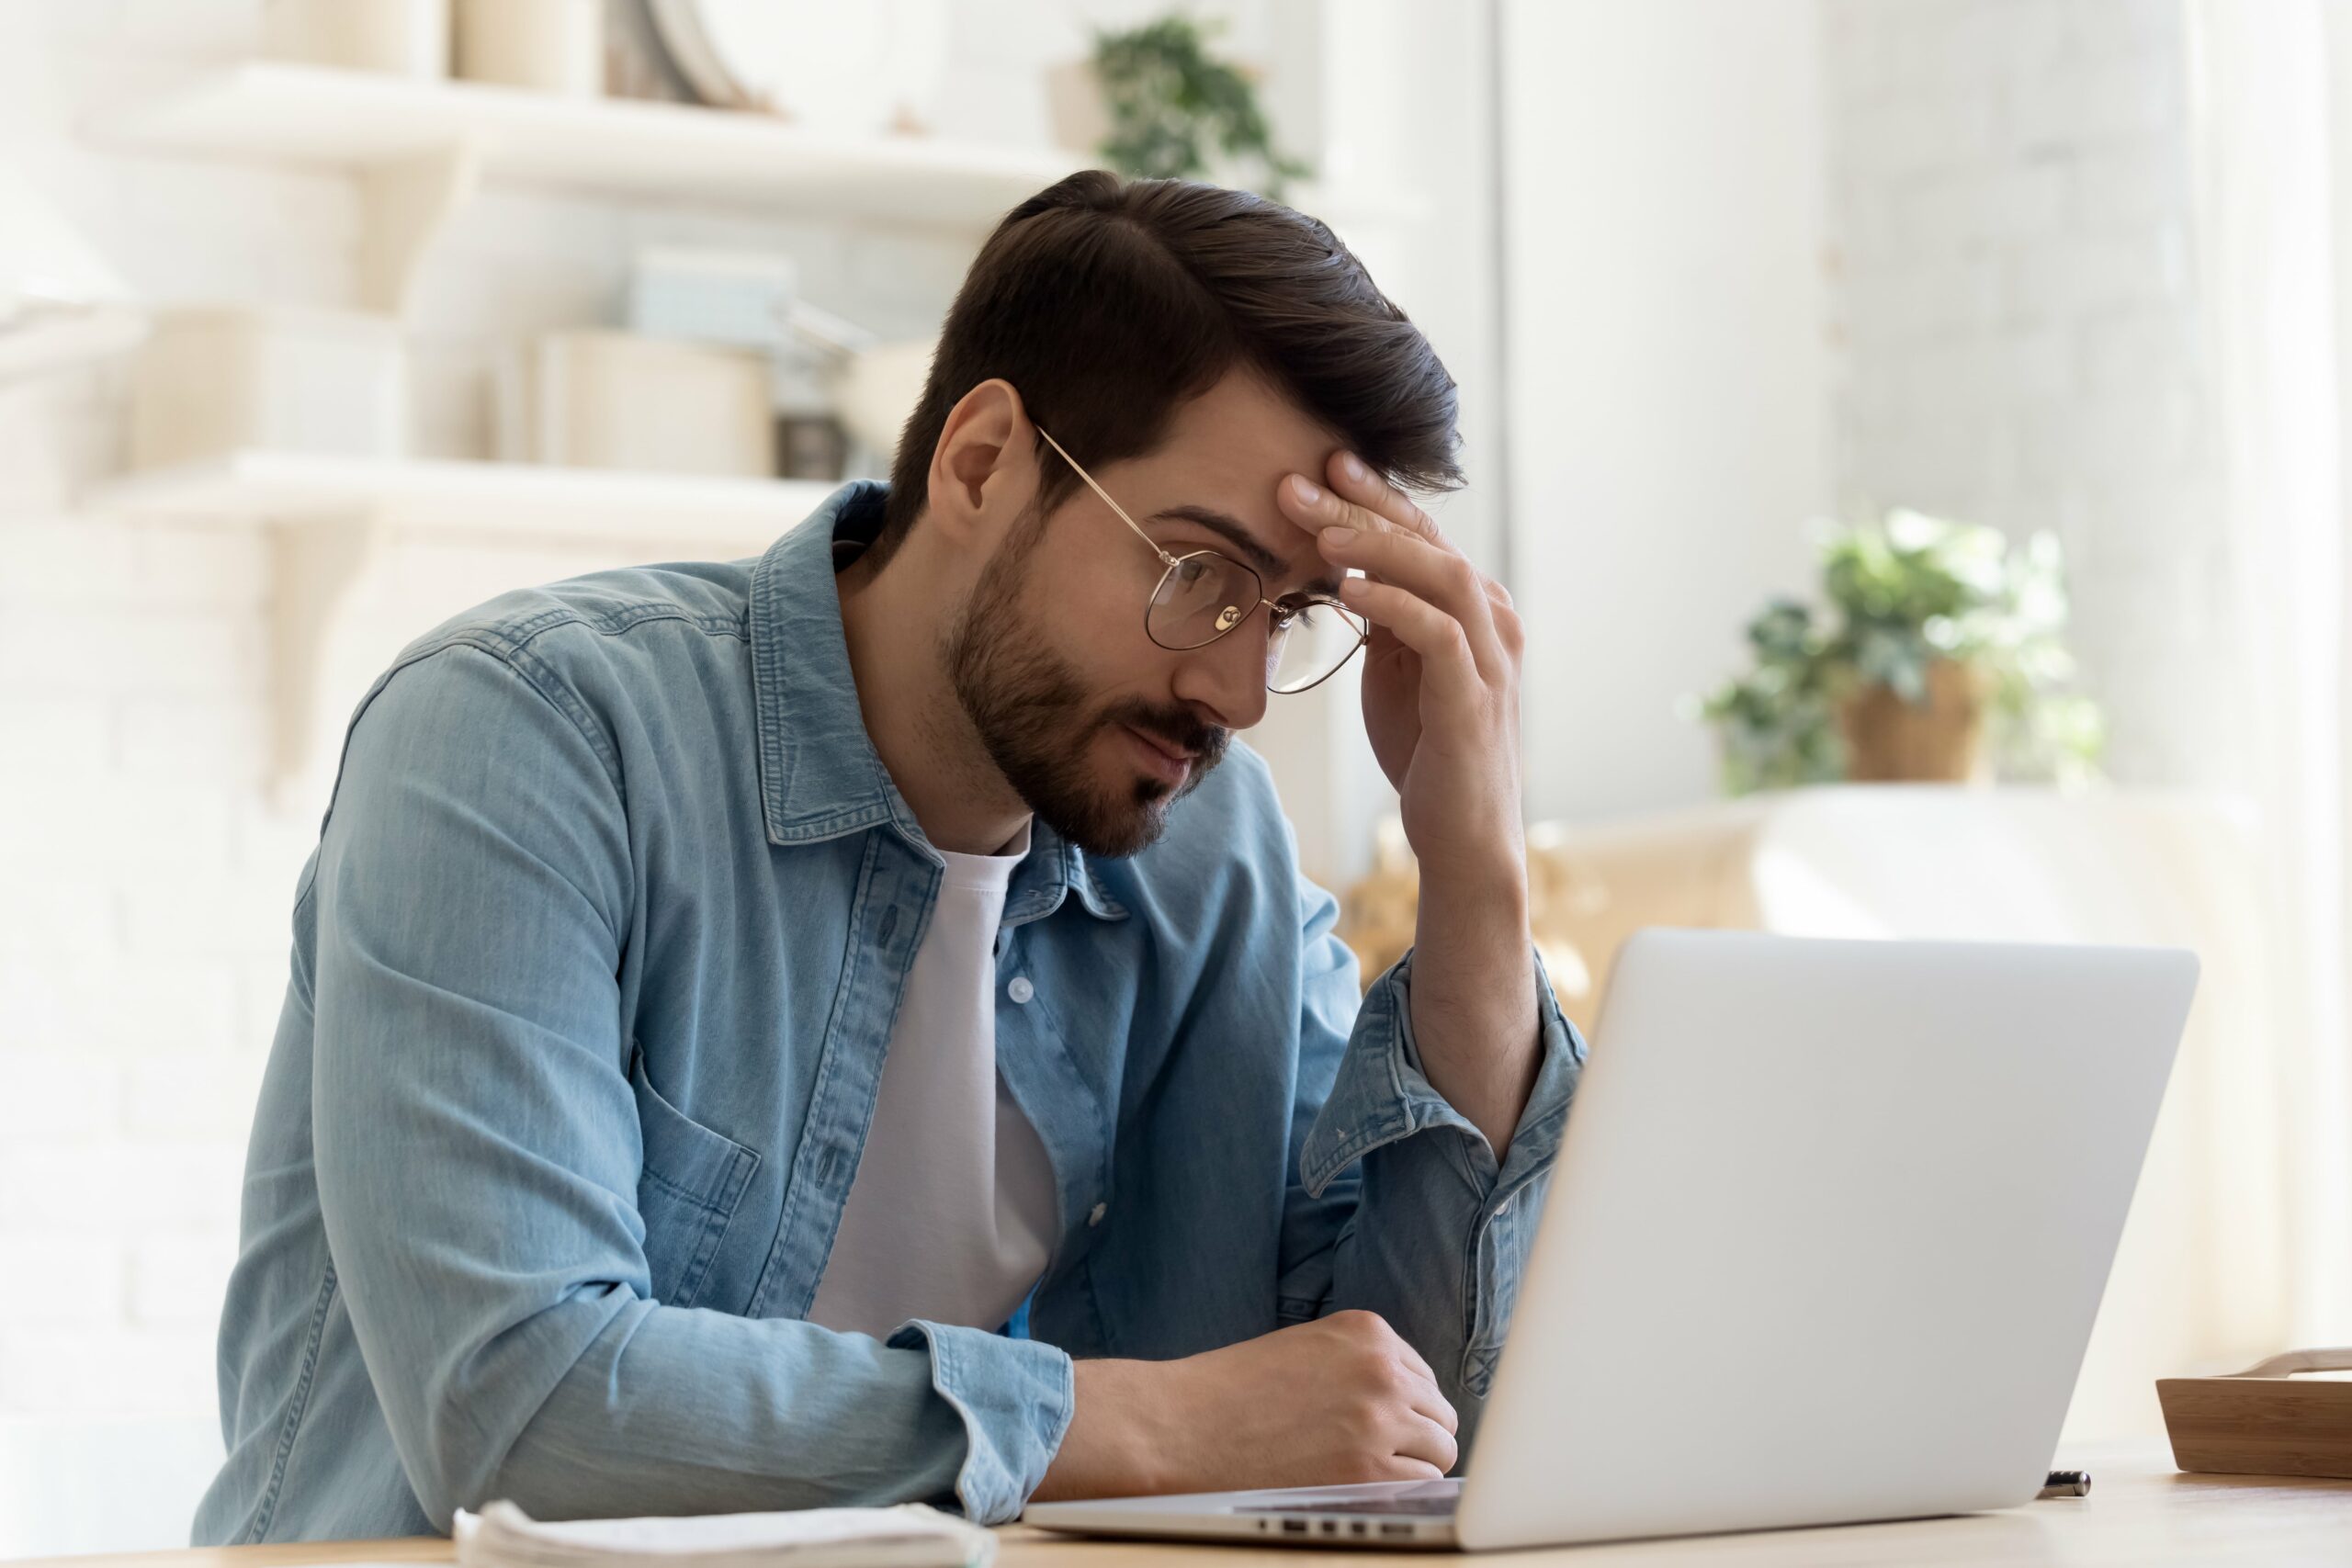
1171, 613, 1271, 732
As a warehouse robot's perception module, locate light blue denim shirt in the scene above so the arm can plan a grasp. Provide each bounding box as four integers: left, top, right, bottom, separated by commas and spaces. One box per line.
194, 480, 1586, 1545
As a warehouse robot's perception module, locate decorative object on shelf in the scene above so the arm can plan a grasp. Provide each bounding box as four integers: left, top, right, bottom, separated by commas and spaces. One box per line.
1050, 15, 1310, 200
1336, 818, 1593, 1003
1691, 510, 2106, 795
130, 307, 406, 470
648, 0, 948, 131
624, 246, 853, 481
264, 0, 450, 78
503, 328, 775, 477
628, 244, 797, 350
454, 0, 604, 96
604, 0, 700, 103
781, 301, 930, 471
0, 167, 143, 382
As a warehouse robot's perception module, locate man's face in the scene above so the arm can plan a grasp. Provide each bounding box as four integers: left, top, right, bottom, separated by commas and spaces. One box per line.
942, 372, 1343, 859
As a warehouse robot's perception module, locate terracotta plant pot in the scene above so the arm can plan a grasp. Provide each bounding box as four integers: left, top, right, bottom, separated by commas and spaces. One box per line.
1837, 658, 1990, 783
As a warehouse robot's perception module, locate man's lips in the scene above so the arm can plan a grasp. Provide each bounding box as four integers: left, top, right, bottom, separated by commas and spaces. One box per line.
1123, 725, 1196, 784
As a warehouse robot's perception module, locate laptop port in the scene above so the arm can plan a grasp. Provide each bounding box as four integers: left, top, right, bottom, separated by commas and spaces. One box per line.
1281, 1518, 1309, 1535
1317, 1520, 1338, 1534
1350, 1521, 1369, 1537
1379, 1523, 1416, 1540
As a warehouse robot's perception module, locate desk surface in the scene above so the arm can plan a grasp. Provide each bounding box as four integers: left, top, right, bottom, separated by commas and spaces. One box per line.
20, 1446, 2352, 1568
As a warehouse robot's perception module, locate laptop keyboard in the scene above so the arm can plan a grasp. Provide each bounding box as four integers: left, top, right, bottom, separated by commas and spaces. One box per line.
1236, 1495, 1460, 1517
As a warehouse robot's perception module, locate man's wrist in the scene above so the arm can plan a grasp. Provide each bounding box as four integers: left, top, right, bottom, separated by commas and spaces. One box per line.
1400, 843, 1541, 1157
1032, 1358, 1180, 1502
1413, 847, 1532, 956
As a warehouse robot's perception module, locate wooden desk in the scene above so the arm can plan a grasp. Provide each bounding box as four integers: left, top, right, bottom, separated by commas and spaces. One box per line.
17, 1447, 2349, 1568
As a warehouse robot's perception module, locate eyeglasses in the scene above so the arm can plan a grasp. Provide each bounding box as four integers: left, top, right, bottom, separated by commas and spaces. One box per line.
1035, 425, 1371, 694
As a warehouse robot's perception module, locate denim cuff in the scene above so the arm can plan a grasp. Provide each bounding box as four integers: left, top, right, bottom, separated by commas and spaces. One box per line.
1299, 943, 1584, 1204
885, 1318, 1075, 1525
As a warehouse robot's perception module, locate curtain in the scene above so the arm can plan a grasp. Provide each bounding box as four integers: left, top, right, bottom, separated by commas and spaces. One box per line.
2187, 0, 2352, 1345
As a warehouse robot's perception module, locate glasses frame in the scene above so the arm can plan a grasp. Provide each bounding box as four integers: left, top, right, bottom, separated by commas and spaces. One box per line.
1034, 424, 1371, 694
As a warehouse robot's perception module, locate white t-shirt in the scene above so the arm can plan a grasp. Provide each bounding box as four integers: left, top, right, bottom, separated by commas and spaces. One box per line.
806, 821, 1062, 1338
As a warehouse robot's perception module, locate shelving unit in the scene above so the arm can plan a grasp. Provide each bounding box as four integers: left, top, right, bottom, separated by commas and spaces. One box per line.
74, 61, 1426, 808
74, 63, 1077, 792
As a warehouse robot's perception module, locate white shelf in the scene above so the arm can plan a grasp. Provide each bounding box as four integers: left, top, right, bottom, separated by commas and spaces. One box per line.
90, 62, 1082, 228
85, 63, 1084, 311
89, 450, 842, 544
86, 451, 847, 798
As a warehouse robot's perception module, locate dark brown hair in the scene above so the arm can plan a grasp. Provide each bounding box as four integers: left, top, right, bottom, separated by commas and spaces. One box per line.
872, 171, 1462, 567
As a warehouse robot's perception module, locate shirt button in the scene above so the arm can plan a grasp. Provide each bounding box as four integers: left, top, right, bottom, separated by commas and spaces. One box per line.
1494, 1193, 1514, 1218
1088, 1202, 1107, 1226
1008, 976, 1035, 1004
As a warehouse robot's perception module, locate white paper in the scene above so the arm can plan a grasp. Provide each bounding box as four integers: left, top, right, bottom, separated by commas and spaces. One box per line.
454, 1499, 992, 1568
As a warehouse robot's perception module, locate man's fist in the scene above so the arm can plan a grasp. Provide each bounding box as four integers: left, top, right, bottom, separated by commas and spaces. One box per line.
1033, 1310, 1459, 1502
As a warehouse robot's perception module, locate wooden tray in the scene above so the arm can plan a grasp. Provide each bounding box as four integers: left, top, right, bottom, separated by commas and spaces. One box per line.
2158, 1347, 2352, 1479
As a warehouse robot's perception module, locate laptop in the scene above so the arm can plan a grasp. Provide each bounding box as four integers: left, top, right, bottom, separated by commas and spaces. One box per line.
1023, 928, 2198, 1551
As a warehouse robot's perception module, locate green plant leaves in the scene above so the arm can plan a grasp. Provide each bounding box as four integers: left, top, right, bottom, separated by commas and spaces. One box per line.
1691, 510, 2106, 795
1091, 16, 1312, 199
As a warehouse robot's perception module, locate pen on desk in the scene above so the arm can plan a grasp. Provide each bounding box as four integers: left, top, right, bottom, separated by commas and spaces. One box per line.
2039, 1470, 2091, 1498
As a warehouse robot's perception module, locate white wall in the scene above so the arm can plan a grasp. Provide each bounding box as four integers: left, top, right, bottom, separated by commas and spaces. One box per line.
1823, 0, 2225, 790
1499, 0, 1835, 825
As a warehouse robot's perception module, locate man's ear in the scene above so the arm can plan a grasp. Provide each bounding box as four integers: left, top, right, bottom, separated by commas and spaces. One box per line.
925, 378, 1034, 557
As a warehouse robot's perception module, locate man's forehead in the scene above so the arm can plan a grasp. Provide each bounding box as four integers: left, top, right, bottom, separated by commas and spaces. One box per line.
1101, 376, 1344, 586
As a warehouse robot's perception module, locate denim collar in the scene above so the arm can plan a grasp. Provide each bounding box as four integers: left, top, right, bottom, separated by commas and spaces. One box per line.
748, 479, 1125, 923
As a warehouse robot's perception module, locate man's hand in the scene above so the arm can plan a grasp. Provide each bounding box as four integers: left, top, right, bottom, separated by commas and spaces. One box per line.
1030, 1312, 1459, 1501
1275, 455, 1523, 874
1274, 455, 1541, 1158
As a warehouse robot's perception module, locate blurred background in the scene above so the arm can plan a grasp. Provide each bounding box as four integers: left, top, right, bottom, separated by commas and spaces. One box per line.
4, 0, 2350, 1553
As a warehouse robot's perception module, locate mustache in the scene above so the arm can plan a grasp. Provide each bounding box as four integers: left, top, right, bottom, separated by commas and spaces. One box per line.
1102, 700, 1228, 764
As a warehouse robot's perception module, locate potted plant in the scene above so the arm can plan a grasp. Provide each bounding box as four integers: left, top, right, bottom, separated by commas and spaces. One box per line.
1047, 15, 1311, 200
1691, 510, 2105, 795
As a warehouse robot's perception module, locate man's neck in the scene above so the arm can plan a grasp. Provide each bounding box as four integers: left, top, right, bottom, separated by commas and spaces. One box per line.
835, 543, 1035, 857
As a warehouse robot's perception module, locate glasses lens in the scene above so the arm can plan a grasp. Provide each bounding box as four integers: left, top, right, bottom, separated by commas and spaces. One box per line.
1148, 552, 1262, 649
1267, 598, 1370, 693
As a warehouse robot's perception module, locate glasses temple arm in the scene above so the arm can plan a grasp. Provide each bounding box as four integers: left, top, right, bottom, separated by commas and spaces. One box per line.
1035, 425, 1177, 565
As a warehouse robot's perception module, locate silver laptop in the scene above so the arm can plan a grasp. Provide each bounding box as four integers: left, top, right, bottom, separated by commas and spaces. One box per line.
1023, 928, 2197, 1551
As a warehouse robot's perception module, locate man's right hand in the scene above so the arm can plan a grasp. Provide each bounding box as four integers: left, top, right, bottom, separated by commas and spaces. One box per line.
1029, 1310, 1460, 1502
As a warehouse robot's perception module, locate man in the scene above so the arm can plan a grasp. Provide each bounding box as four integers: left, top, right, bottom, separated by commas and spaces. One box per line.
194, 171, 1583, 1545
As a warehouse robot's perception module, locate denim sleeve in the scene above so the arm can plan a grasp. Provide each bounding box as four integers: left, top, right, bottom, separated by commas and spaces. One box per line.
1286, 878, 1585, 1451
309, 645, 1071, 1531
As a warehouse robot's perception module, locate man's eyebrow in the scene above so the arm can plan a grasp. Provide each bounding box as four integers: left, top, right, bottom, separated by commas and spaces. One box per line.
1148, 504, 1343, 595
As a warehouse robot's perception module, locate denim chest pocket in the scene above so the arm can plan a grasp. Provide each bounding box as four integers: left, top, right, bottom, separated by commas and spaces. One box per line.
629, 1042, 762, 1309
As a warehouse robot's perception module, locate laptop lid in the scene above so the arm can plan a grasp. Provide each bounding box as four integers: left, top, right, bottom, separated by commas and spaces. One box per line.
1455, 930, 2195, 1550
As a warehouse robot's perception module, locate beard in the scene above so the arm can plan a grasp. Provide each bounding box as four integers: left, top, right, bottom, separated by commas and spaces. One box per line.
943, 526, 1229, 860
